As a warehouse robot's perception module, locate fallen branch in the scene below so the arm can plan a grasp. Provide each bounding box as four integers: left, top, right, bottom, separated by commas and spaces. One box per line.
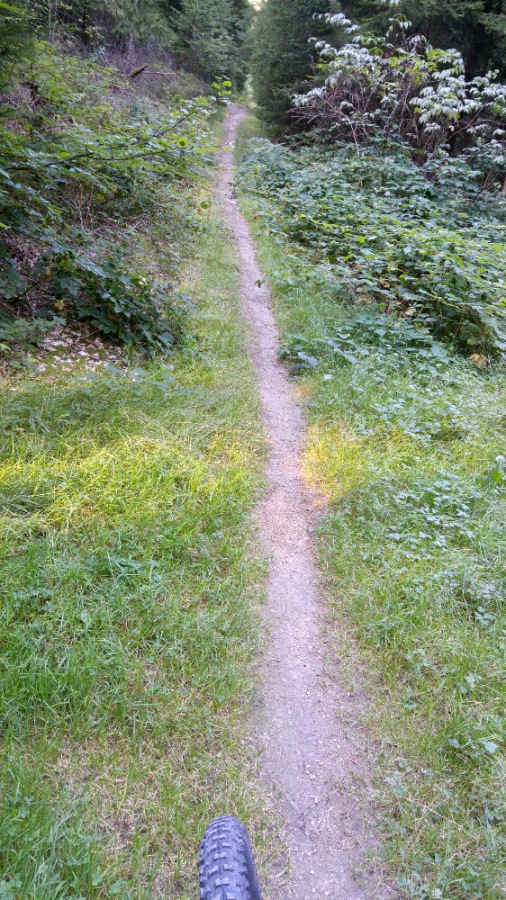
129, 64, 148, 78
140, 71, 176, 77
130, 64, 176, 78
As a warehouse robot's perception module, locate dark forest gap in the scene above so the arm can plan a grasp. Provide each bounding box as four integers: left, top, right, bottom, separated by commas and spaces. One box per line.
217, 105, 387, 900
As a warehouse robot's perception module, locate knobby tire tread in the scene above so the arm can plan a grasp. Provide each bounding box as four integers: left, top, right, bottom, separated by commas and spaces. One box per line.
199, 815, 262, 900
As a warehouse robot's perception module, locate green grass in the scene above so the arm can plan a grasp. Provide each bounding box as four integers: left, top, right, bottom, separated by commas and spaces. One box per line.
237, 115, 506, 900
0, 185, 271, 897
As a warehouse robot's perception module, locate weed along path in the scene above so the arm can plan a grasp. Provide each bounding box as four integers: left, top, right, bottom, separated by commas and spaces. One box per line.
217, 105, 383, 900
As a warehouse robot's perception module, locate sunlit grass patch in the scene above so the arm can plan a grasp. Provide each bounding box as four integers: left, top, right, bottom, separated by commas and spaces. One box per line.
0, 755, 112, 900
0, 204, 269, 897
301, 425, 371, 500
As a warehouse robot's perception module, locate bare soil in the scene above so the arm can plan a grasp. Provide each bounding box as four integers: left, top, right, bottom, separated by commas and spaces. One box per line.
217, 106, 389, 900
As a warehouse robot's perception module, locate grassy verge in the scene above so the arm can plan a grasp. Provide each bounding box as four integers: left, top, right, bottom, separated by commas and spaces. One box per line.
236, 115, 506, 900
0, 163, 271, 897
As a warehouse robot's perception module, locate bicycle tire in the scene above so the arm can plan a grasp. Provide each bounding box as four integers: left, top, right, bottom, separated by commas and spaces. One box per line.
199, 815, 263, 900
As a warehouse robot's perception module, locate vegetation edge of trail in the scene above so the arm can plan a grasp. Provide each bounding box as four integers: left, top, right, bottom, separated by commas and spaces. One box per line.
236, 112, 506, 900
0, 167, 274, 898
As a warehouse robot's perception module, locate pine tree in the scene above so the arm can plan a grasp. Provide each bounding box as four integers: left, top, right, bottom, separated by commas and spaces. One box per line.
26, 0, 174, 50
172, 0, 249, 85
415, 0, 506, 79
251, 0, 336, 126
343, 0, 506, 79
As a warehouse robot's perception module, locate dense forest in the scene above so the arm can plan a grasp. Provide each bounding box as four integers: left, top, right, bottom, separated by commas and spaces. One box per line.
0, 0, 251, 363
1, 0, 505, 359
252, 1, 506, 121
1, 1, 505, 898
5, 0, 251, 83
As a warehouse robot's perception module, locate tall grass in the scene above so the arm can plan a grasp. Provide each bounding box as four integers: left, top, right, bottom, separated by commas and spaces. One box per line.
0, 201, 269, 897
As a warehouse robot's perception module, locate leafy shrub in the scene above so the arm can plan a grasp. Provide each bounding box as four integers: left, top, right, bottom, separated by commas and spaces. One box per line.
0, 315, 57, 357
238, 139, 506, 358
280, 306, 451, 374
0, 42, 214, 354
293, 9, 506, 180
50, 250, 190, 350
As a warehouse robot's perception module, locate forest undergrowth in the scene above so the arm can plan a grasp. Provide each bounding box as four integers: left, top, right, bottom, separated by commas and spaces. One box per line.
0, 41, 221, 358
0, 72, 274, 895
237, 115, 506, 900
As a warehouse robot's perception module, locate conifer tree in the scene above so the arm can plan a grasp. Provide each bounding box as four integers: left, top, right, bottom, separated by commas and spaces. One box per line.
343, 0, 506, 79
22, 0, 250, 86
172, 0, 249, 85
251, 0, 335, 125
415, 0, 506, 78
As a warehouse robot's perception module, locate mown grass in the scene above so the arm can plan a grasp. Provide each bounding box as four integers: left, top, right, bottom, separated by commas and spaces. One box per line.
0, 179, 271, 897
237, 116, 506, 900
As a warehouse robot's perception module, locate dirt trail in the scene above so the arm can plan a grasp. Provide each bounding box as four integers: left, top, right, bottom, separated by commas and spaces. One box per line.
217, 106, 383, 900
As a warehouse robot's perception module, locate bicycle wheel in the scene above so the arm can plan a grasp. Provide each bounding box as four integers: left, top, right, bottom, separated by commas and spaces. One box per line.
199, 815, 263, 900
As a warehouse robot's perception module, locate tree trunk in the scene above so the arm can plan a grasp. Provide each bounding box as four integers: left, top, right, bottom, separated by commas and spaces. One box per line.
127, 0, 139, 66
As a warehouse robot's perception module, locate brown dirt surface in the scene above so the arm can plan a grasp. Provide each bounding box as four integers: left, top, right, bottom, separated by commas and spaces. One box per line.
217, 105, 392, 900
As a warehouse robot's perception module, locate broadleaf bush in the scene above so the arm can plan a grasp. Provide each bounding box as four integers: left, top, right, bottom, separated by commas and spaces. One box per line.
293, 8, 506, 178
0, 41, 214, 355
238, 139, 506, 359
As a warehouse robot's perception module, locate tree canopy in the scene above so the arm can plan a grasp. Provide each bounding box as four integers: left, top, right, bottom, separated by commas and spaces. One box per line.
344, 0, 506, 79
15, 0, 250, 86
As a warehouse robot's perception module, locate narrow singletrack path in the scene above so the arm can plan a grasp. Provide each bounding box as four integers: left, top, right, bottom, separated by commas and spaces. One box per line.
217, 106, 383, 900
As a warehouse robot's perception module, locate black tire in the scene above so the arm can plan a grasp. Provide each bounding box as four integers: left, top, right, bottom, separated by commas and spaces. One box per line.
199, 815, 263, 900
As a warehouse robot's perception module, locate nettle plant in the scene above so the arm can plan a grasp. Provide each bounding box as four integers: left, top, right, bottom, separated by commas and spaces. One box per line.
293, 4, 506, 183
